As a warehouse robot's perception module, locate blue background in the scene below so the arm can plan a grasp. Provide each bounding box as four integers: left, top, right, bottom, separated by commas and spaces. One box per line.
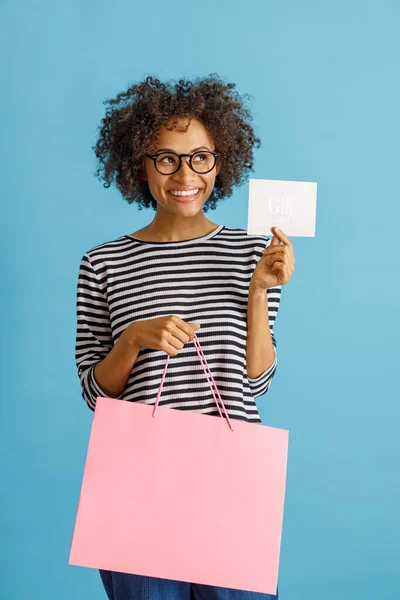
1, 1, 399, 598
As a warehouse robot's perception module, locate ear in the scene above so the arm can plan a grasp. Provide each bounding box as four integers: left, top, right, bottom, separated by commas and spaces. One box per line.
215, 159, 222, 177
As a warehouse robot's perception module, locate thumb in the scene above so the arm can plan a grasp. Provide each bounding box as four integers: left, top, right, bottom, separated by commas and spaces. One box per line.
270, 230, 281, 247
189, 322, 201, 330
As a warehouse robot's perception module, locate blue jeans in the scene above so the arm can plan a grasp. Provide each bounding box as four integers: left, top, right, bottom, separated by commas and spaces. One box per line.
99, 570, 278, 599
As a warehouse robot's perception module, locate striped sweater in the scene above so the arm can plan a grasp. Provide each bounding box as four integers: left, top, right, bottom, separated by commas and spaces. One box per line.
75, 225, 281, 423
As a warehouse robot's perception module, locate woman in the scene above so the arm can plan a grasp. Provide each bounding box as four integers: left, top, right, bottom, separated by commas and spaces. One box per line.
75, 74, 295, 600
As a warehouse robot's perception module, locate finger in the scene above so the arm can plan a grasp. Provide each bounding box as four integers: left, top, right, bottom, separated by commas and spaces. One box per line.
164, 339, 181, 356
267, 255, 293, 276
270, 232, 281, 247
166, 320, 192, 344
262, 247, 290, 263
271, 260, 286, 273
265, 248, 294, 270
264, 251, 285, 263
269, 227, 294, 263
166, 329, 186, 351
271, 227, 291, 245
262, 246, 288, 255
173, 324, 193, 344
173, 317, 198, 341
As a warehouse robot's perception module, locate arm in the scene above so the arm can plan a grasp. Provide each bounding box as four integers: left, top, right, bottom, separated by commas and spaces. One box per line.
75, 253, 139, 411
245, 283, 281, 397
93, 334, 140, 401
245, 236, 282, 398
246, 282, 276, 378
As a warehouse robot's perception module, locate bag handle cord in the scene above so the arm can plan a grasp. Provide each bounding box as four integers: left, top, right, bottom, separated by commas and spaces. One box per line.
152, 332, 234, 432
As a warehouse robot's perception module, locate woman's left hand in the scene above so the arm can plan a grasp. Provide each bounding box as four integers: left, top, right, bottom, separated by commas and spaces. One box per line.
250, 226, 295, 290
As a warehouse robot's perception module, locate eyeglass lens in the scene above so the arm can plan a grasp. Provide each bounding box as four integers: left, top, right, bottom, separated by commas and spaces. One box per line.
155, 151, 216, 174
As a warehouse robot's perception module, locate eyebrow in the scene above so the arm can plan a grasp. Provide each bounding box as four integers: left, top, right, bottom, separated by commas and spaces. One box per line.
154, 146, 211, 153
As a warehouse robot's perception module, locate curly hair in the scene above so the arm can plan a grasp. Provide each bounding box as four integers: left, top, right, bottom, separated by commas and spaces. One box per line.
93, 73, 261, 212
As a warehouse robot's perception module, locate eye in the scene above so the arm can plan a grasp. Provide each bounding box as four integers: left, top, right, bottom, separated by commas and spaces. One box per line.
193, 153, 207, 162
156, 153, 179, 165
159, 155, 174, 164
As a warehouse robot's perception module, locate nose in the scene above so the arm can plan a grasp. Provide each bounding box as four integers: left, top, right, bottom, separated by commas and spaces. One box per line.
173, 157, 196, 180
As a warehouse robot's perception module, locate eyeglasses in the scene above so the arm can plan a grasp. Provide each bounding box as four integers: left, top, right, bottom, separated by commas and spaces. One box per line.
146, 150, 220, 175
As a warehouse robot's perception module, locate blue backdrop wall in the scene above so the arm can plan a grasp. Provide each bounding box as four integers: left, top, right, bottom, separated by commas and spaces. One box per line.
1, 1, 399, 598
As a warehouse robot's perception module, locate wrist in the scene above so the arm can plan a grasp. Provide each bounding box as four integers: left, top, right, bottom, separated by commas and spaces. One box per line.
249, 280, 267, 296
120, 322, 141, 352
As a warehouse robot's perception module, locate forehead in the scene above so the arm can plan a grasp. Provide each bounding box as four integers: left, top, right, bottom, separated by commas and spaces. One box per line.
154, 118, 215, 150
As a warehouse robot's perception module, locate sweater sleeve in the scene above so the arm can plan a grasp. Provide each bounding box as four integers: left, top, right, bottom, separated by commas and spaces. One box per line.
246, 236, 282, 398
75, 253, 121, 411
246, 285, 281, 398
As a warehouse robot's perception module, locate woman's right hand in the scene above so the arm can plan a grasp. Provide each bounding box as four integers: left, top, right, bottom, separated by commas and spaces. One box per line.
124, 316, 201, 357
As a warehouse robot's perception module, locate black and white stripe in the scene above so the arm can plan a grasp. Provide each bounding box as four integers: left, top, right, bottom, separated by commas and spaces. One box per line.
75, 225, 281, 423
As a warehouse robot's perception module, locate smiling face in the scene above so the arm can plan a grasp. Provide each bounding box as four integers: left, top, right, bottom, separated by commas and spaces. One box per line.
141, 117, 221, 216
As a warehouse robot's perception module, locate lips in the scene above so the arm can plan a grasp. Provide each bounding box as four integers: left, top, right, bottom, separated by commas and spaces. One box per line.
168, 189, 202, 202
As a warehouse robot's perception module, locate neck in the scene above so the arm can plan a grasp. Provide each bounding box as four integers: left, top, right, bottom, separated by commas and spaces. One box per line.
144, 210, 218, 242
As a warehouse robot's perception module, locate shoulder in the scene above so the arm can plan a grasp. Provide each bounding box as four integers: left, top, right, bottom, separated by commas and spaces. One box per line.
219, 226, 272, 252
83, 234, 132, 262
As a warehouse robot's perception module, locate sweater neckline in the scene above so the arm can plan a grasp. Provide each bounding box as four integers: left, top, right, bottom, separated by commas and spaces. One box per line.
124, 224, 225, 245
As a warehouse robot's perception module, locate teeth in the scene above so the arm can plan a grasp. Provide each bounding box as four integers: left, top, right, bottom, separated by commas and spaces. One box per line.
170, 189, 199, 197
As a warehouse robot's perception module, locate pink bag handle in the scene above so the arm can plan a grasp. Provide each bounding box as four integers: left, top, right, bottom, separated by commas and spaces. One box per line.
152, 332, 234, 432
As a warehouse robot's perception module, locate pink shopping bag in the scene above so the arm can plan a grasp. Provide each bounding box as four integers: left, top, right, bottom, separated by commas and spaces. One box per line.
69, 333, 289, 595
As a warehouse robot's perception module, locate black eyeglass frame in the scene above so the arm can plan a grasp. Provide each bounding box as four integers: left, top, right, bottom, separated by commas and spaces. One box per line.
145, 150, 220, 175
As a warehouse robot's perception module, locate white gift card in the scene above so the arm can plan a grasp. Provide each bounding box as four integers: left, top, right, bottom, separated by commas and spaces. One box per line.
247, 178, 317, 237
